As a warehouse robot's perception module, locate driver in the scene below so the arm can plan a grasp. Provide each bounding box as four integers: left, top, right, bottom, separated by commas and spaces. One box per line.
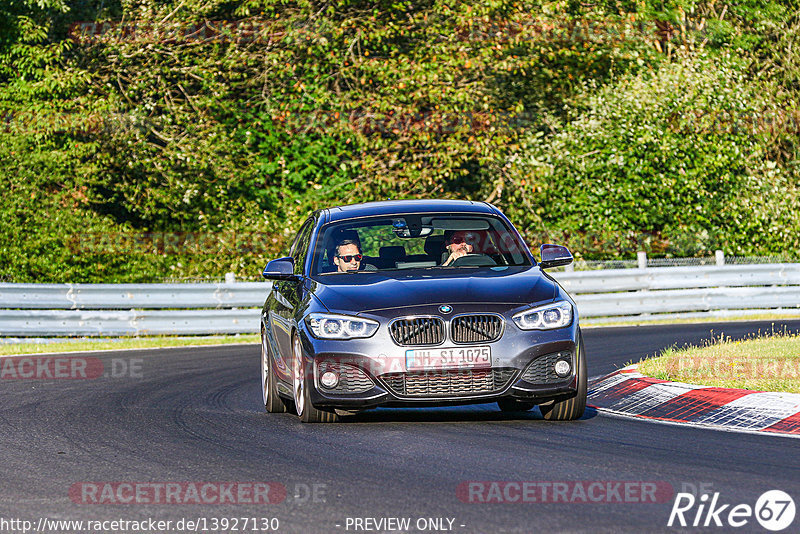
333, 239, 363, 272
442, 231, 476, 266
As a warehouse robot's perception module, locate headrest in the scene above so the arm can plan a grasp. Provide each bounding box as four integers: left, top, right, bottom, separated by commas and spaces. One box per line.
379, 246, 406, 259
424, 234, 446, 255
332, 229, 361, 247
328, 229, 361, 260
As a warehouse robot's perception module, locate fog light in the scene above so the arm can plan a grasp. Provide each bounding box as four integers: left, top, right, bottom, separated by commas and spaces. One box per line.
320, 371, 339, 389
554, 359, 571, 377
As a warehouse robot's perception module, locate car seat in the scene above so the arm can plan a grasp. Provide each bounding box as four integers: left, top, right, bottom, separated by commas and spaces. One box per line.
378, 246, 406, 269
423, 234, 446, 264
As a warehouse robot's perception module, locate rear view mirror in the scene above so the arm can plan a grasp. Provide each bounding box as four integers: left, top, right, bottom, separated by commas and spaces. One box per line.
539, 244, 573, 269
262, 257, 299, 281
393, 227, 433, 238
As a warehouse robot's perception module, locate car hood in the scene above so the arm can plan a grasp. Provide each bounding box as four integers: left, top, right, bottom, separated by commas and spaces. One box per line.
310, 266, 557, 314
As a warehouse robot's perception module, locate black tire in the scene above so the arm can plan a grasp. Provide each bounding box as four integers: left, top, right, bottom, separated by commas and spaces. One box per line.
262, 331, 288, 413
292, 333, 338, 423
497, 398, 536, 412
540, 330, 587, 421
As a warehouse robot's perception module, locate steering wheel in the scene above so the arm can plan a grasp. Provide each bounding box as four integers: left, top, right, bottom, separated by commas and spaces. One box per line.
450, 253, 497, 267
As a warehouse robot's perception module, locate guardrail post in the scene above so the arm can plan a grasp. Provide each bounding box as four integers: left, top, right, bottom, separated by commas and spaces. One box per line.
715, 250, 725, 266
225, 272, 236, 283
637, 251, 647, 269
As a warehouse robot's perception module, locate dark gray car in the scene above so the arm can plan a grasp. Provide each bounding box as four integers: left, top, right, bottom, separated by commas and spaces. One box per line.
260, 200, 586, 422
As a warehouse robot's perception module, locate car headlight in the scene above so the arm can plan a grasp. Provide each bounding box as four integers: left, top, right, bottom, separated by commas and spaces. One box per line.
305, 313, 379, 339
512, 301, 573, 330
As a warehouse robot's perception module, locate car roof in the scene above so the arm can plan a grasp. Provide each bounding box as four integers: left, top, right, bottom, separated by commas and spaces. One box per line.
321, 199, 496, 223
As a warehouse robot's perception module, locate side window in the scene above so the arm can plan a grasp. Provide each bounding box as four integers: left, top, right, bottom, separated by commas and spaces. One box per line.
290, 219, 315, 275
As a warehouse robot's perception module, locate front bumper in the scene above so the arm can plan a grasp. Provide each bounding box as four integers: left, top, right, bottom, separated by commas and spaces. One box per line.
299, 310, 580, 410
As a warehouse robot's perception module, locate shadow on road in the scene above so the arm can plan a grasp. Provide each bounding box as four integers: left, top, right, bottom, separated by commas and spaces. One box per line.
329, 403, 599, 424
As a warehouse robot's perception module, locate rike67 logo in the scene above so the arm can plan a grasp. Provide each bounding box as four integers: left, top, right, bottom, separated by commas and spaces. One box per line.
668, 490, 796, 531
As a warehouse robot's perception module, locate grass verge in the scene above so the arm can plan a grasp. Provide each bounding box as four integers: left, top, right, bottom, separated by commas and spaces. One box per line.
0, 335, 260, 357
637, 329, 800, 394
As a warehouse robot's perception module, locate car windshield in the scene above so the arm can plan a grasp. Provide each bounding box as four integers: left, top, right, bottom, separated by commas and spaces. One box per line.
311, 214, 532, 275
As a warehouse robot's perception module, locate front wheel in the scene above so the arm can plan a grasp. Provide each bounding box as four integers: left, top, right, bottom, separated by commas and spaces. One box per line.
539, 331, 587, 421
261, 331, 288, 413
292, 333, 338, 423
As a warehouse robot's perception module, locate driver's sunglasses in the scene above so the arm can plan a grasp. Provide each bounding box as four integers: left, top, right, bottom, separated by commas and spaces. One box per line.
450, 236, 468, 244
337, 254, 363, 262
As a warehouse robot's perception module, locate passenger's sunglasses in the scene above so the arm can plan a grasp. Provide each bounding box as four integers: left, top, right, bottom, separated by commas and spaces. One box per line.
337, 254, 363, 262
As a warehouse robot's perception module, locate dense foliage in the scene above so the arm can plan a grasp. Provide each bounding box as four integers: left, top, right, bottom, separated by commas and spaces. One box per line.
0, 0, 798, 281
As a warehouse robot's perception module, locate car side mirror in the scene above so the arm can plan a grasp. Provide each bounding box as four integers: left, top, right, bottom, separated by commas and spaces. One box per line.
539, 244, 573, 269
262, 257, 299, 281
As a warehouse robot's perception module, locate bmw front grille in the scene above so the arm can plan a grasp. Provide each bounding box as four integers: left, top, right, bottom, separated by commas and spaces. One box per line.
450, 314, 503, 343
390, 314, 504, 346
389, 317, 444, 346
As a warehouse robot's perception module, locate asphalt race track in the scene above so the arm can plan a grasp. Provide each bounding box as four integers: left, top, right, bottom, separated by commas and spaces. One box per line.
1, 321, 799, 533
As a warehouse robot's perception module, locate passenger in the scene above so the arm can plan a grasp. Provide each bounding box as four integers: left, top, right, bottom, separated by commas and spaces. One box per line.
333, 239, 363, 272
442, 231, 476, 266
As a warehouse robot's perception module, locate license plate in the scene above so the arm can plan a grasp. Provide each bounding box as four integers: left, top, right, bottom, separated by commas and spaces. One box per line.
405, 346, 491, 371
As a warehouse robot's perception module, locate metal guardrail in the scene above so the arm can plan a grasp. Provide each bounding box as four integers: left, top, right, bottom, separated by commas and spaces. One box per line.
554, 264, 800, 293
0, 309, 258, 336
0, 282, 267, 309
1, 264, 799, 336
0, 282, 269, 336
553, 263, 800, 322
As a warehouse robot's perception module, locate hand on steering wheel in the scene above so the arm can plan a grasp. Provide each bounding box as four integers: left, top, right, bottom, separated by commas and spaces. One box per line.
443, 243, 473, 266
